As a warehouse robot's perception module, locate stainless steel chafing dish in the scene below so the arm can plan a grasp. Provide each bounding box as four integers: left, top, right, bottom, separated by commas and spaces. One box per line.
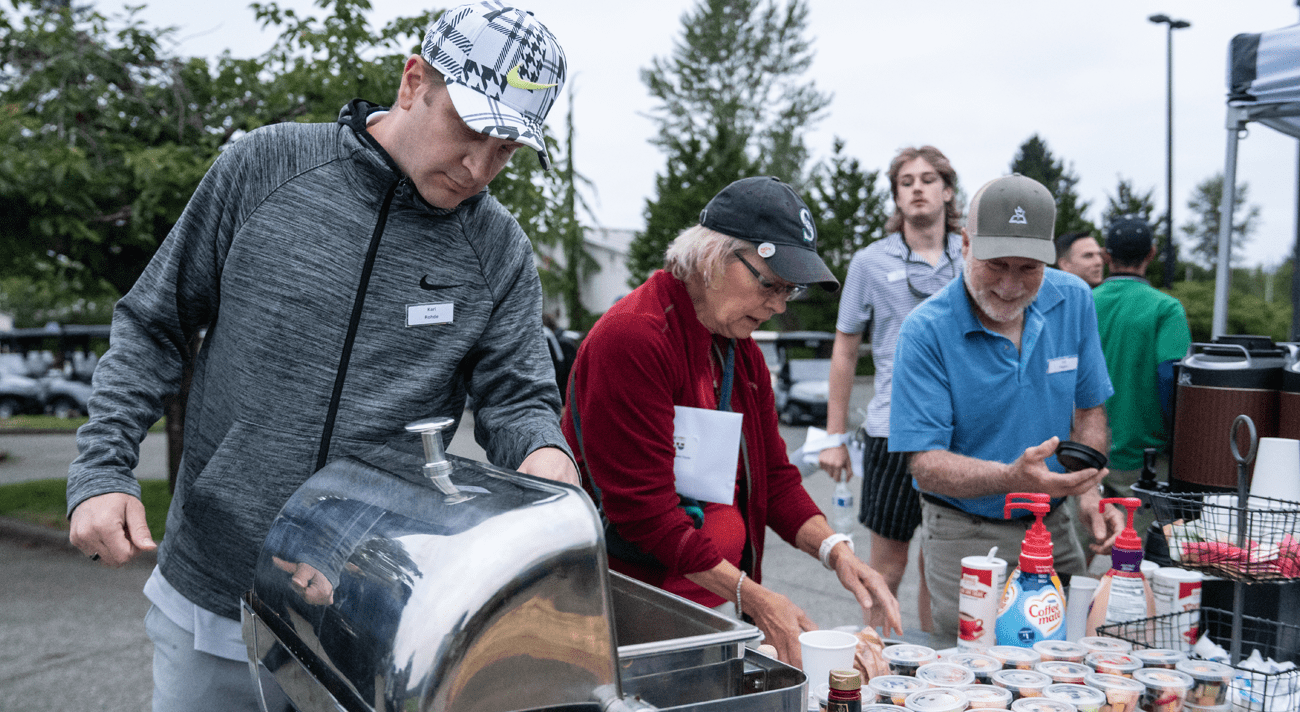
241, 418, 806, 711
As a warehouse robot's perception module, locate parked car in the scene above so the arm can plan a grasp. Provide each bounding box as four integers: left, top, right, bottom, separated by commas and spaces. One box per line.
771, 331, 835, 426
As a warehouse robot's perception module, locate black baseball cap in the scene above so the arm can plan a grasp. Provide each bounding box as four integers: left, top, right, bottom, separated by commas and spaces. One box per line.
699, 176, 839, 293
1105, 217, 1154, 261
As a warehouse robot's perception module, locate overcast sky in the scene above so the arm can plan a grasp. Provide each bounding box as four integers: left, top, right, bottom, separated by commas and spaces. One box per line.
92, 0, 1300, 268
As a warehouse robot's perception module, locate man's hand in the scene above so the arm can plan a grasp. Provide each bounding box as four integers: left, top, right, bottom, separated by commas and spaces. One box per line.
819, 444, 853, 482
517, 446, 580, 487
1079, 486, 1125, 555
1007, 437, 1106, 498
69, 492, 157, 567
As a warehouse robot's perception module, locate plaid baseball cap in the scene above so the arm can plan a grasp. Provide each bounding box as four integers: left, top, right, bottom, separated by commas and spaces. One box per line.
422, 2, 566, 169
699, 176, 839, 293
967, 174, 1057, 263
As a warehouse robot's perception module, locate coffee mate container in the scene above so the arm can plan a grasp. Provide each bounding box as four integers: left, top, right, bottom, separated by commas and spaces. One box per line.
960, 553, 1008, 649
995, 499, 1066, 647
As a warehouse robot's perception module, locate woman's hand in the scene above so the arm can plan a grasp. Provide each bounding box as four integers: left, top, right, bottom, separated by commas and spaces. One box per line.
744, 581, 817, 668
829, 543, 904, 637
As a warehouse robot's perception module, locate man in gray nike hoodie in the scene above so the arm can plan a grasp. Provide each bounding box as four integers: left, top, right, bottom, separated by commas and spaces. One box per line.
66, 4, 575, 709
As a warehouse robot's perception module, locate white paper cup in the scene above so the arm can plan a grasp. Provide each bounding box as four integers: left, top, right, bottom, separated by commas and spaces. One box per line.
1250, 437, 1300, 502
799, 630, 858, 692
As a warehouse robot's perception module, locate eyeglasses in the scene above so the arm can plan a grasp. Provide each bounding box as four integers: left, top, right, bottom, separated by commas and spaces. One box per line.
733, 250, 807, 301
904, 244, 957, 300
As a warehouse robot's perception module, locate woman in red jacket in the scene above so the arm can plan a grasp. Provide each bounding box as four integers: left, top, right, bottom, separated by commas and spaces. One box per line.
562, 177, 902, 666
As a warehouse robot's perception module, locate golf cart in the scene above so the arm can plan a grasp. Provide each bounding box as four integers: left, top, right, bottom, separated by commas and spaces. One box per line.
772, 331, 835, 426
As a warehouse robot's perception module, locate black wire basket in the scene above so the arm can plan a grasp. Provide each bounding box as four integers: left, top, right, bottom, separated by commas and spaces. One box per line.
1145, 489, 1300, 582
1099, 607, 1300, 710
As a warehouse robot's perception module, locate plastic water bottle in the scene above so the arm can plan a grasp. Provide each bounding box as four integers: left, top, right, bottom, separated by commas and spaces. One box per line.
832, 479, 855, 533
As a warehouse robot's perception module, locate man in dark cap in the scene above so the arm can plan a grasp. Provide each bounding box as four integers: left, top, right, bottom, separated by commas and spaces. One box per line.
1092, 217, 1191, 520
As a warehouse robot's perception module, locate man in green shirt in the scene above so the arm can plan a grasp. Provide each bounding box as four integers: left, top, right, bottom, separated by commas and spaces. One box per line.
1093, 217, 1191, 532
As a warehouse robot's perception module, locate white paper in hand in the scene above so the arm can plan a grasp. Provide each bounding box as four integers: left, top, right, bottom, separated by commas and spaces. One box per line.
672, 406, 743, 504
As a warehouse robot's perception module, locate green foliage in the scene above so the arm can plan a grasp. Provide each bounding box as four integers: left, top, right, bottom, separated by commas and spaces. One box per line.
1009, 134, 1095, 238
628, 122, 755, 285
0, 477, 171, 540
1180, 173, 1260, 269
528, 89, 599, 330
781, 137, 888, 331
628, 0, 829, 286
1167, 276, 1292, 343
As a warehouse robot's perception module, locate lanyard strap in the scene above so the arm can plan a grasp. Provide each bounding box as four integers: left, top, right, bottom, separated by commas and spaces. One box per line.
717, 339, 736, 412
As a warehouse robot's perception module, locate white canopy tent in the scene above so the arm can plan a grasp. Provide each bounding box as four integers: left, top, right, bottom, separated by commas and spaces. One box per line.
1215, 24, 1300, 337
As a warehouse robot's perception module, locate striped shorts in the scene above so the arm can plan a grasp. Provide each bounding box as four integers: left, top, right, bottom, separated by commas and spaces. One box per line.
858, 434, 923, 542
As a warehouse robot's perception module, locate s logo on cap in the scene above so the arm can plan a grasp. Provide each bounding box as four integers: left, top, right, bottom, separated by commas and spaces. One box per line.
800, 208, 815, 244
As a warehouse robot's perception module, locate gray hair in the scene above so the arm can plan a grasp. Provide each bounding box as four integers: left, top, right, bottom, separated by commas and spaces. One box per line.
664, 225, 749, 288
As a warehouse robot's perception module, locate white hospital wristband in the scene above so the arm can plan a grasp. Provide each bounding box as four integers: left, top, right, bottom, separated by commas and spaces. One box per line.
818, 533, 855, 570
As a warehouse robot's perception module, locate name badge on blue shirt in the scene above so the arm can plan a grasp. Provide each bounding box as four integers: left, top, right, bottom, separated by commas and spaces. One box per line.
1047, 356, 1078, 374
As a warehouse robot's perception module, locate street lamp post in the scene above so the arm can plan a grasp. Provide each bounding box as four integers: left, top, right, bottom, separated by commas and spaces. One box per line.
1149, 13, 1190, 288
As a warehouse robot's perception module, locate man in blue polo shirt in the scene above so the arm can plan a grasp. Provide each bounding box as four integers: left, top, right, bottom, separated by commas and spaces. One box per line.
889, 174, 1124, 643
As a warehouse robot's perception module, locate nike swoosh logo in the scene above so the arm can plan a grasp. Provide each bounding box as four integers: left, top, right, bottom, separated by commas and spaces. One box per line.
506, 64, 557, 91
420, 275, 457, 290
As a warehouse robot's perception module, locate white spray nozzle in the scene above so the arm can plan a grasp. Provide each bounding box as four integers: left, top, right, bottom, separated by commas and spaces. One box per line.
987, 547, 998, 562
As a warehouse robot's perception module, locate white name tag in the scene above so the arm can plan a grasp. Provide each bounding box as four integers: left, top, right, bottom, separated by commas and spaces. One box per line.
406, 302, 454, 327
886, 269, 906, 283
1047, 356, 1078, 374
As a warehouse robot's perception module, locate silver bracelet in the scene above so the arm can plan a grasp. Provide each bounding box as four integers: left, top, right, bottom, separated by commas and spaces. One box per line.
818, 532, 855, 570
735, 571, 747, 618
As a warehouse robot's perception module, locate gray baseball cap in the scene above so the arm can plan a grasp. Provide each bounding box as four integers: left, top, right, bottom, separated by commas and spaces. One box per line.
967, 174, 1057, 263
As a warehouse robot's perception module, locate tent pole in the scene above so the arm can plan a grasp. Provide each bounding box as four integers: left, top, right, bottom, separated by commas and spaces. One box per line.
1213, 113, 1243, 339
1292, 138, 1300, 341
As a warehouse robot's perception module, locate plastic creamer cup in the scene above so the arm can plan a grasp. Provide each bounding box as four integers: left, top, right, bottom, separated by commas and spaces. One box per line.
915, 662, 976, 689
883, 644, 939, 677
960, 684, 1014, 710
903, 688, 969, 712
1132, 667, 1194, 712
1032, 640, 1087, 663
1083, 672, 1145, 712
1008, 699, 1076, 712
1174, 658, 1235, 707
990, 669, 1052, 701
1034, 660, 1091, 685
947, 652, 1003, 684
1131, 649, 1186, 670
1079, 636, 1133, 654
989, 645, 1043, 670
868, 675, 927, 706
1084, 651, 1142, 677
862, 706, 909, 712
1043, 683, 1107, 712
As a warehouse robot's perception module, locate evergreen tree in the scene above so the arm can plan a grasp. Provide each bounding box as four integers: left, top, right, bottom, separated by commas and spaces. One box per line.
780, 138, 887, 331
1009, 134, 1094, 238
627, 0, 830, 286
1181, 173, 1259, 269
1102, 177, 1158, 227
